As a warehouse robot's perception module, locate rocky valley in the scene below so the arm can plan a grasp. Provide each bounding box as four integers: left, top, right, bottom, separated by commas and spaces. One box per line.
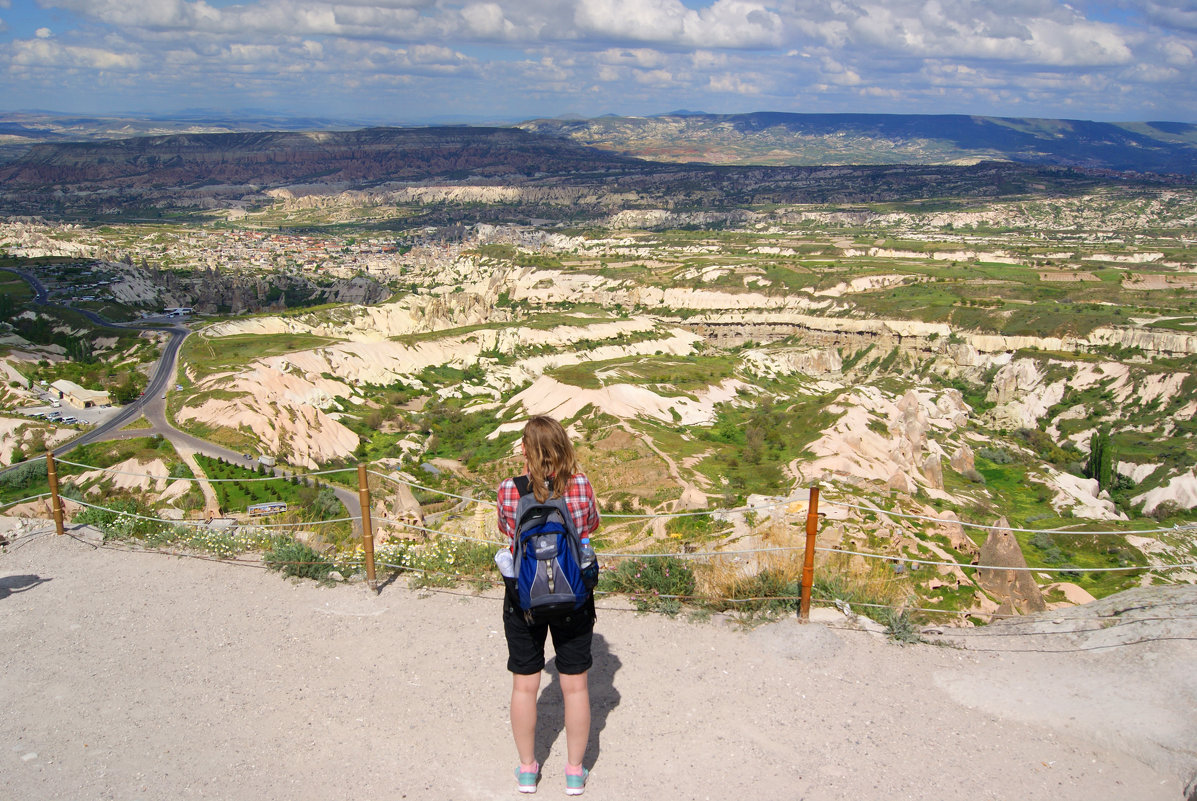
0, 120, 1194, 627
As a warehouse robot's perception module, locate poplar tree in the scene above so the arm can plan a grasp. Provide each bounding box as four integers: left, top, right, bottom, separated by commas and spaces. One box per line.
1086, 428, 1113, 491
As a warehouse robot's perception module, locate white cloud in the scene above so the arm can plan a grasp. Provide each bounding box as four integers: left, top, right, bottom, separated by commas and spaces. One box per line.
783, 0, 1134, 66
1142, 0, 1197, 33
818, 56, 860, 85
1161, 39, 1195, 65
1120, 62, 1181, 83
692, 50, 729, 69
35, 27, 53, 38
460, 3, 515, 38
598, 48, 668, 69
11, 38, 140, 70
635, 67, 675, 85
575, 0, 782, 48
7, 0, 1197, 122
708, 72, 763, 93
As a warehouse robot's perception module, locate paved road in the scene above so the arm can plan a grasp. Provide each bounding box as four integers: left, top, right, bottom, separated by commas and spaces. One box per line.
2, 267, 362, 522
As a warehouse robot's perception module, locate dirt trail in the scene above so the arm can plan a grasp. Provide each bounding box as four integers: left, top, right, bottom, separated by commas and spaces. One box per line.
2, 525, 1194, 801
171, 442, 220, 515
622, 425, 708, 539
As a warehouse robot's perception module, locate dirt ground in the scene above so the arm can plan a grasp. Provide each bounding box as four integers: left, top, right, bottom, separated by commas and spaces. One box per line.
2, 523, 1195, 801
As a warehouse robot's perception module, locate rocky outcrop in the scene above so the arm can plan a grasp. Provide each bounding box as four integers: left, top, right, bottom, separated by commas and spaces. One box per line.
922, 454, 944, 490
890, 391, 929, 468
934, 510, 979, 557
977, 517, 1047, 615
950, 443, 975, 474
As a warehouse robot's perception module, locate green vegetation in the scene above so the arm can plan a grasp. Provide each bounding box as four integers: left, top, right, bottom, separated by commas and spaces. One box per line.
193, 454, 343, 521
599, 556, 696, 615
547, 354, 737, 392
374, 536, 497, 589
181, 332, 338, 382
1085, 428, 1114, 490
695, 392, 838, 498
264, 538, 336, 583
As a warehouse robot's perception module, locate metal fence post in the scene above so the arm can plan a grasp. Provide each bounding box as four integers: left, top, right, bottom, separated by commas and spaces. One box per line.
46, 451, 65, 536
799, 484, 820, 622
357, 463, 376, 590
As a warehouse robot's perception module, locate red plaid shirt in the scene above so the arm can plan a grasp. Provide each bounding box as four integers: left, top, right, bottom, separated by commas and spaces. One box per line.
497, 473, 599, 548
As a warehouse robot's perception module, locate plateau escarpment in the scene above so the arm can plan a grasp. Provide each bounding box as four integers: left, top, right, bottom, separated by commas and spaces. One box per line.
0, 125, 1162, 219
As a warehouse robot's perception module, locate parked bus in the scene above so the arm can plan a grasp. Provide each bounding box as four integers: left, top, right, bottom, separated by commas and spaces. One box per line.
247, 501, 287, 517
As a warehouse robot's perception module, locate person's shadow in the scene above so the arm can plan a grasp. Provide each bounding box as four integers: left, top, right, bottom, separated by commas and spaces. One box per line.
536, 633, 622, 770
0, 574, 50, 600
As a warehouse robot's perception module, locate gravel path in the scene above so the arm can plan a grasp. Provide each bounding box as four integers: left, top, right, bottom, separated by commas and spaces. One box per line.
2, 524, 1194, 801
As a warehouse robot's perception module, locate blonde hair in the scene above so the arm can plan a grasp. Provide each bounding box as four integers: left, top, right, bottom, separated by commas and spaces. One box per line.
522, 415, 579, 502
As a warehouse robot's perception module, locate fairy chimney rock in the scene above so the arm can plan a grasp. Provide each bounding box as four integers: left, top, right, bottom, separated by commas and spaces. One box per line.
887, 470, 913, 493
922, 453, 944, 490
935, 510, 978, 557
978, 516, 1046, 614
894, 390, 929, 454
950, 443, 975, 474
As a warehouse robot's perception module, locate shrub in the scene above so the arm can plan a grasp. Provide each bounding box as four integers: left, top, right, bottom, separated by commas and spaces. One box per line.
600, 556, 696, 614
1029, 531, 1068, 564
265, 538, 334, 582
375, 537, 495, 588
73, 498, 163, 542
664, 513, 714, 540
976, 447, 1013, 464
877, 607, 922, 643
0, 459, 47, 490
961, 468, 986, 484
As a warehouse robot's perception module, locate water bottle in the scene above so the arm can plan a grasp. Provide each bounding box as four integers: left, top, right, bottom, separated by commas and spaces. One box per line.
579, 540, 598, 590
494, 548, 515, 578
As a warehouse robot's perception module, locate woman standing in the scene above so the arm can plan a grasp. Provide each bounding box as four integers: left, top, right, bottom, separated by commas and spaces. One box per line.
497, 415, 600, 795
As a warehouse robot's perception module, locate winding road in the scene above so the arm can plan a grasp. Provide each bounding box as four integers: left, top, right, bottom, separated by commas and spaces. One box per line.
2, 267, 362, 522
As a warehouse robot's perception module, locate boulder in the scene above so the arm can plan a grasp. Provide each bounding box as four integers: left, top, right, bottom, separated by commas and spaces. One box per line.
977, 517, 1046, 614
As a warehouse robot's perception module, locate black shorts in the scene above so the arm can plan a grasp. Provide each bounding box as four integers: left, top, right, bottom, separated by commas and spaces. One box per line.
503, 586, 596, 676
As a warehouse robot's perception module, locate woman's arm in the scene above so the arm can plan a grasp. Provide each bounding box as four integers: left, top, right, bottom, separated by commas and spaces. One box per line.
566, 474, 600, 539
497, 477, 520, 547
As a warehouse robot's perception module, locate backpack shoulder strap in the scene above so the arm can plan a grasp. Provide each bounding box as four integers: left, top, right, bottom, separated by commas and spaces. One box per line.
512, 475, 532, 498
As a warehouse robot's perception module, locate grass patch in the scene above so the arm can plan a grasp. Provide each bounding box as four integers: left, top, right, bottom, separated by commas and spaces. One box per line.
182, 332, 337, 381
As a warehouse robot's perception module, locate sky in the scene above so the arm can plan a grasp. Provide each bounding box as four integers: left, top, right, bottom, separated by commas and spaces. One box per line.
1, 0, 1196, 124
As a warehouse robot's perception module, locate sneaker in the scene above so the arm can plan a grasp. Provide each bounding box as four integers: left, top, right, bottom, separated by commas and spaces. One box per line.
515, 763, 539, 794
565, 767, 588, 796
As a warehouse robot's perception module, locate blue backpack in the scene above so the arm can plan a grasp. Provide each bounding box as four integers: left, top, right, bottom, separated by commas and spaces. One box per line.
512, 476, 597, 623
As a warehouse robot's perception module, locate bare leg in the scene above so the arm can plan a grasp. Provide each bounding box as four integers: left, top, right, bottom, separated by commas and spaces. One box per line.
559, 670, 590, 768
511, 672, 541, 766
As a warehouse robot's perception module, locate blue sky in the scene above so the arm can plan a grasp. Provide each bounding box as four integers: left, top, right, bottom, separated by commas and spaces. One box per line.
1, 0, 1195, 123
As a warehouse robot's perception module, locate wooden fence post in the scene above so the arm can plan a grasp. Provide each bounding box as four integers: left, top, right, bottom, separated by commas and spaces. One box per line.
46, 451, 65, 537
357, 464, 376, 590
799, 484, 820, 622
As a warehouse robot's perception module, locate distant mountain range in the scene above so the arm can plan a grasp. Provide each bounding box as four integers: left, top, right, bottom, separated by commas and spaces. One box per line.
0, 127, 641, 190
518, 112, 1197, 174
2, 110, 1196, 175
1, 117, 1192, 219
